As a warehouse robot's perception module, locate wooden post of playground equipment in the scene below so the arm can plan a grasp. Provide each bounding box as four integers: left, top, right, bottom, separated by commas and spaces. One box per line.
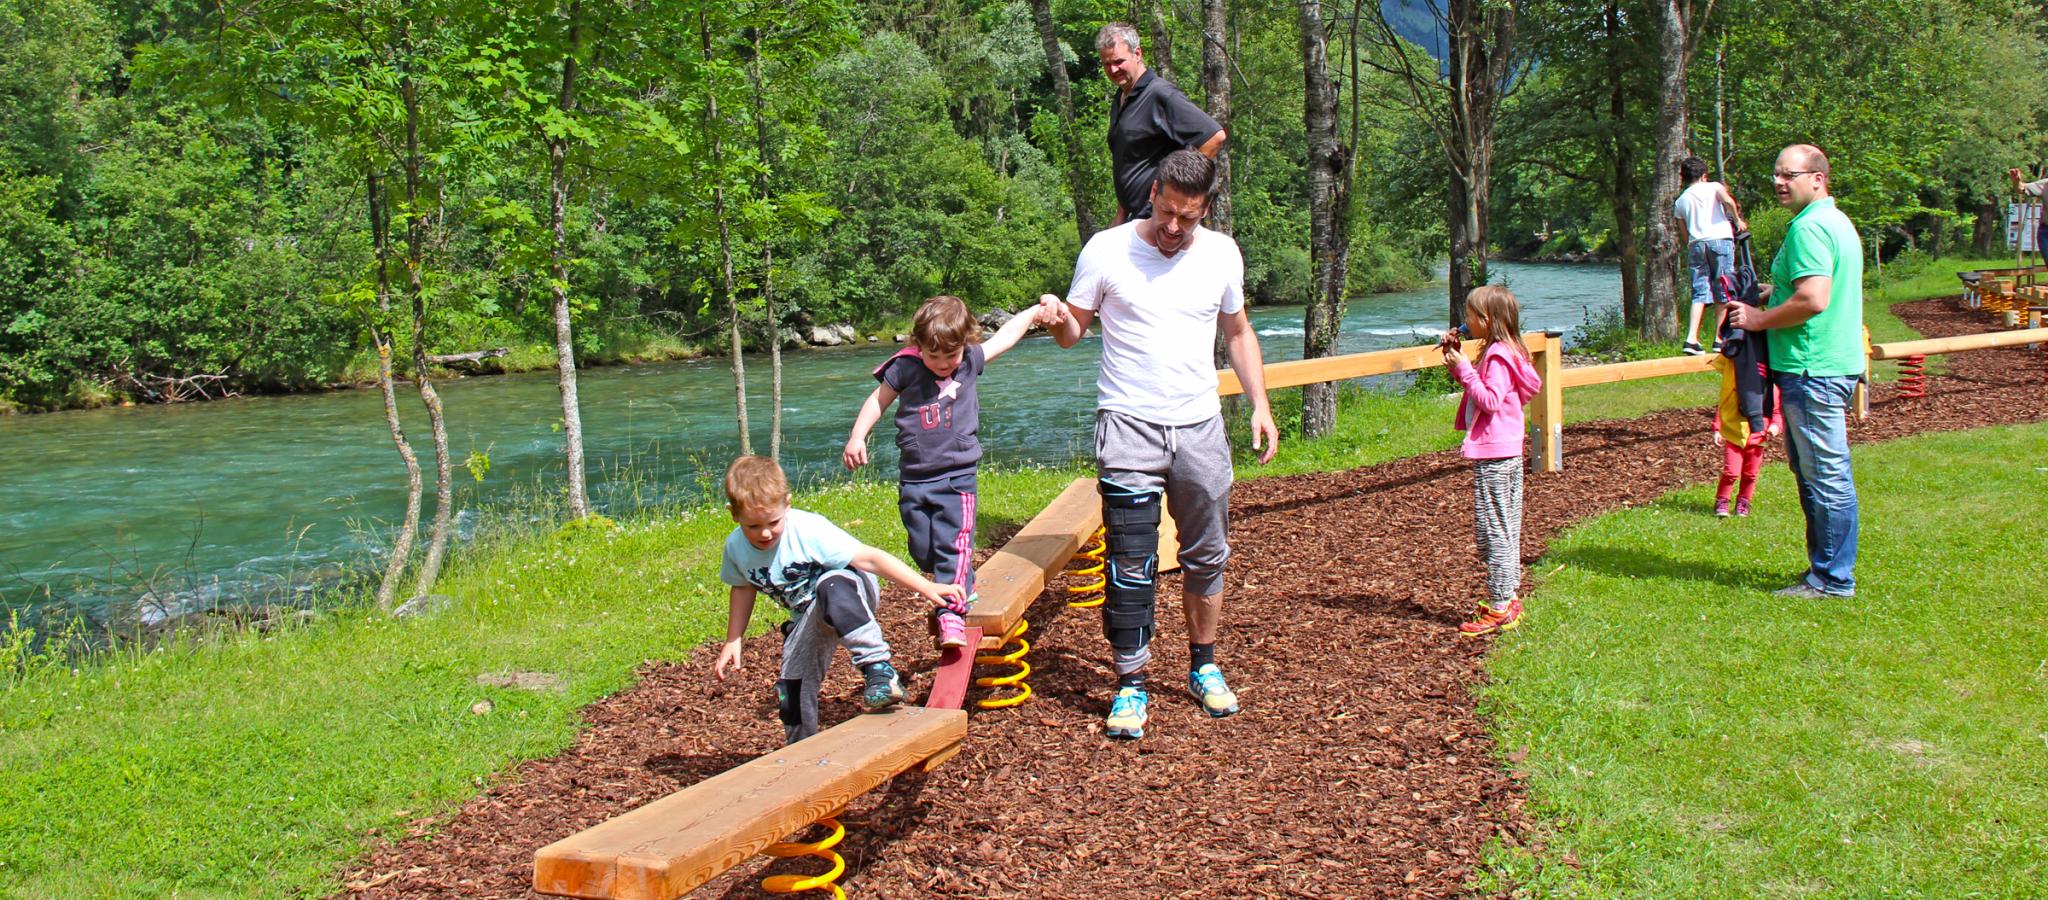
1530, 331, 1564, 473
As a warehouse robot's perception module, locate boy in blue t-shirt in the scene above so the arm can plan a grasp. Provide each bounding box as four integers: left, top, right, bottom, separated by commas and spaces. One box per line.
843, 295, 1060, 649
715, 455, 966, 744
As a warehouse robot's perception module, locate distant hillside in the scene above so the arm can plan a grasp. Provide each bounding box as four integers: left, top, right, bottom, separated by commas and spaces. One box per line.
1380, 0, 1449, 61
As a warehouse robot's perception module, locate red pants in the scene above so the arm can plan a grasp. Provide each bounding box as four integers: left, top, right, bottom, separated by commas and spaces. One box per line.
1717, 439, 1765, 503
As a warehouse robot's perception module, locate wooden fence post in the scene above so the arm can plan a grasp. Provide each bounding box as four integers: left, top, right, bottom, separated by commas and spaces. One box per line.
1531, 331, 1564, 472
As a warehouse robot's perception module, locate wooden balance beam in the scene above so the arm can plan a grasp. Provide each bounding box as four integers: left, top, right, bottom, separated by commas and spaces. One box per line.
532, 706, 967, 900
963, 477, 1178, 645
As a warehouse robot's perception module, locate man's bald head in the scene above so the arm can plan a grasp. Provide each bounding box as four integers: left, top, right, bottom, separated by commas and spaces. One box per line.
1782, 144, 1829, 176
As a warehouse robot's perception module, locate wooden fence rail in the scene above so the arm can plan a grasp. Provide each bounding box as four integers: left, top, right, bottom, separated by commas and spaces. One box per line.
1215, 321, 2046, 474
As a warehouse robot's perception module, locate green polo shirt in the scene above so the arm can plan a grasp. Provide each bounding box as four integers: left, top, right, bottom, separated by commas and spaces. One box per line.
1767, 196, 1865, 376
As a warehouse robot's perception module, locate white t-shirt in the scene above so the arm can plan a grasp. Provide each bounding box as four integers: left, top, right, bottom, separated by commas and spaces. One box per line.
1673, 181, 1734, 242
1066, 221, 1245, 426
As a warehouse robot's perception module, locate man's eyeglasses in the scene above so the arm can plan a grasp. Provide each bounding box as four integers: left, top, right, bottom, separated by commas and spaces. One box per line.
1772, 170, 1821, 182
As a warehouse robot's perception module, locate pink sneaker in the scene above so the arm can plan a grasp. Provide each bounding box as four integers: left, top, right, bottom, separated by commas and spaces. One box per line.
935, 611, 968, 649
1735, 498, 1751, 517
1714, 499, 1731, 518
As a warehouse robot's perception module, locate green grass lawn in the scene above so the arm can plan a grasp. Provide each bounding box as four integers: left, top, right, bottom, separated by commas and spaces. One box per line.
0, 256, 2010, 897
0, 469, 1088, 898
1477, 422, 2048, 897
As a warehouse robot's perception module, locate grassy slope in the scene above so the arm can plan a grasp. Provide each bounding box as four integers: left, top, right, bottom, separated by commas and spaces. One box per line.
0, 262, 1984, 896
1476, 423, 2048, 897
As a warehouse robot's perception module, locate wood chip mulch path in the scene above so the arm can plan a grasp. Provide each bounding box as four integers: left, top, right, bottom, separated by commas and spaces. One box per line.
339, 297, 2047, 899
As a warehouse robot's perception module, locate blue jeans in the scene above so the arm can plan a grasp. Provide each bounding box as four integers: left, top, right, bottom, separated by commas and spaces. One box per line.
1774, 372, 1860, 595
1689, 238, 1735, 306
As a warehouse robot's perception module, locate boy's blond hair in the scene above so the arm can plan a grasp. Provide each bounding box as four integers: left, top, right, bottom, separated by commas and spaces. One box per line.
911, 295, 981, 354
724, 455, 790, 512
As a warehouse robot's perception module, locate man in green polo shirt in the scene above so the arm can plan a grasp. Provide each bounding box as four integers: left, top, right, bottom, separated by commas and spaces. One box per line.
1727, 143, 1862, 598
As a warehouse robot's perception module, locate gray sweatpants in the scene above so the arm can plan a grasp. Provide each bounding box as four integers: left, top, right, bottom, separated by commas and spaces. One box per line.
778, 569, 889, 744
1473, 456, 1525, 608
1095, 410, 1234, 675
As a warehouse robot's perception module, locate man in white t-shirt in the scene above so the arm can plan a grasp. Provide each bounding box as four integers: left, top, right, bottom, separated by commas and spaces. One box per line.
1044, 149, 1278, 741
1674, 156, 1748, 355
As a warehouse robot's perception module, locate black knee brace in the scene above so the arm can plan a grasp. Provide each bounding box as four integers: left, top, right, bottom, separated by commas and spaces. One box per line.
776, 678, 803, 727
1099, 479, 1162, 651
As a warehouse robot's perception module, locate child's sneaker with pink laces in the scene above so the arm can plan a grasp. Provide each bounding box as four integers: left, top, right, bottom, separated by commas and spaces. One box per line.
1735, 498, 1751, 517
935, 610, 969, 649
1714, 499, 1731, 518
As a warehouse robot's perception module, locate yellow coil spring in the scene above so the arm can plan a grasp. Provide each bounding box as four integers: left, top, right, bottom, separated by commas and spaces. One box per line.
1065, 527, 1107, 608
974, 618, 1033, 708
761, 814, 847, 900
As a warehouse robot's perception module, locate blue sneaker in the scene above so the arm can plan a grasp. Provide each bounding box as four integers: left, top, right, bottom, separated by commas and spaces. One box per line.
860, 661, 906, 710
1105, 686, 1149, 740
1187, 663, 1239, 717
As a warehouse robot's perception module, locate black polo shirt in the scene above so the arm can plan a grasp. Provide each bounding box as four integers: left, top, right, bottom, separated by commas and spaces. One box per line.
1107, 70, 1222, 220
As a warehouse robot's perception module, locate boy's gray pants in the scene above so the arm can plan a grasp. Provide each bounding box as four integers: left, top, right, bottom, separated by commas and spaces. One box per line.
778, 569, 889, 744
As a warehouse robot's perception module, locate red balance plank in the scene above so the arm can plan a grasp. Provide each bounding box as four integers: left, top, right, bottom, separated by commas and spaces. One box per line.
923, 627, 983, 711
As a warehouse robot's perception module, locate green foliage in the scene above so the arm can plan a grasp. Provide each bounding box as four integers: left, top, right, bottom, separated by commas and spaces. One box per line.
1569, 306, 1683, 362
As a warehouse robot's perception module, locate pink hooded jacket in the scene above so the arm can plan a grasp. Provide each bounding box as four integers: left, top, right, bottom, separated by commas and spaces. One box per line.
1449, 341, 1543, 460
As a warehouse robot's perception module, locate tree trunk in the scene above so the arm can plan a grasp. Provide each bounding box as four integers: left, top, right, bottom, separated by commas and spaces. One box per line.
1713, 38, 1727, 178
1971, 201, 1997, 256
705, 15, 750, 455
1029, 0, 1099, 247
749, 33, 782, 461
1642, 0, 1691, 342
1297, 0, 1349, 438
1443, 0, 1509, 327
1146, 0, 1174, 82
1200, 0, 1233, 237
400, 37, 453, 600
1605, 0, 1643, 329
1448, 172, 1477, 326
1202, 0, 1235, 379
366, 170, 420, 612
549, 1, 591, 519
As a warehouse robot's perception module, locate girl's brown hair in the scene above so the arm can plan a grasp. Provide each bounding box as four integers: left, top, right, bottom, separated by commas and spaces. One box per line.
912, 295, 981, 354
1464, 285, 1529, 362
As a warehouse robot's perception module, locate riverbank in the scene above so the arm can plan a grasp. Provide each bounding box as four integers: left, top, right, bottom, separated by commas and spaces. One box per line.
0, 264, 1985, 895
2, 263, 1454, 417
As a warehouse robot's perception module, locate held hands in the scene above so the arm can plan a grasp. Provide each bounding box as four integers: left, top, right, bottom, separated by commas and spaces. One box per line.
842, 436, 868, 470
713, 638, 744, 680
1033, 294, 1068, 328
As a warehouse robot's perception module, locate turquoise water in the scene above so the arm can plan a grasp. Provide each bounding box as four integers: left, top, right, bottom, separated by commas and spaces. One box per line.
0, 263, 1619, 621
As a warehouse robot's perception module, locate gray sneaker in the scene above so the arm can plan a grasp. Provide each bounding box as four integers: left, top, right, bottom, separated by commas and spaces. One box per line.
1772, 582, 1827, 599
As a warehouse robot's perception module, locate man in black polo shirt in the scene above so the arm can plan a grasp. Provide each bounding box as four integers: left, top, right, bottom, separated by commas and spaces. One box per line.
1097, 22, 1226, 223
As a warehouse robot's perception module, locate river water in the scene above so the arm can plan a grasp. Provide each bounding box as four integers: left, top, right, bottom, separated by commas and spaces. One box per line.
0, 262, 1619, 622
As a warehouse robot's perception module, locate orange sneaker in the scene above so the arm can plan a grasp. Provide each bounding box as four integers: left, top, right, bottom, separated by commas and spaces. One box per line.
1460, 597, 1522, 636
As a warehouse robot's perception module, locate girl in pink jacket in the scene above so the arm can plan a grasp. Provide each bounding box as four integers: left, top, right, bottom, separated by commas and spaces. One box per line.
1439, 286, 1544, 636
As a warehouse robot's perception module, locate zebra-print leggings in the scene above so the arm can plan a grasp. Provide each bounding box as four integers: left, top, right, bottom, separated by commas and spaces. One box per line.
1472, 456, 1525, 607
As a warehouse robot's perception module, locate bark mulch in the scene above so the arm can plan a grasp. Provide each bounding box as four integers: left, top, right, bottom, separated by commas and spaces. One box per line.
339, 297, 2047, 899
